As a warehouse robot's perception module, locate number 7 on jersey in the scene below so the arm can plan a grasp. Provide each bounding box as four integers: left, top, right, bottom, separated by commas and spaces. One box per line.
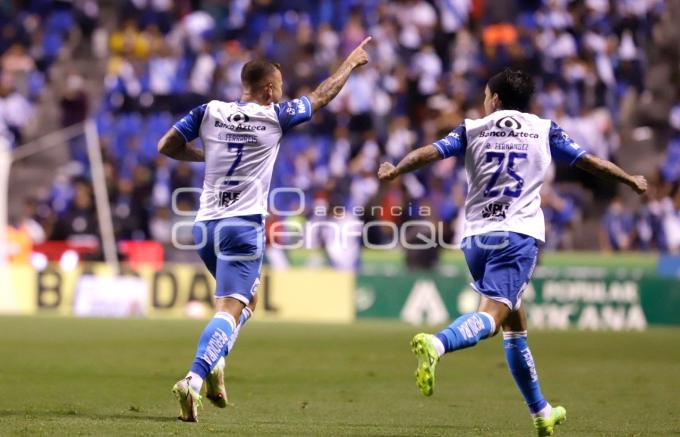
224, 143, 244, 186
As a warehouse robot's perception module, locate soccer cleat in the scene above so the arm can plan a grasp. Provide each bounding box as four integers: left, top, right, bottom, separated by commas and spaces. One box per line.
171, 377, 202, 422
205, 359, 228, 408
534, 405, 567, 436
411, 333, 439, 396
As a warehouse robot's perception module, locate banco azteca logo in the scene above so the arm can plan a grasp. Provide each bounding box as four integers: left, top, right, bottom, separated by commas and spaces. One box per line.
227, 112, 250, 123
495, 116, 522, 130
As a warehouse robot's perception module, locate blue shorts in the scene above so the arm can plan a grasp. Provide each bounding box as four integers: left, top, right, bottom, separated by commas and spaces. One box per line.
193, 215, 264, 305
461, 232, 538, 310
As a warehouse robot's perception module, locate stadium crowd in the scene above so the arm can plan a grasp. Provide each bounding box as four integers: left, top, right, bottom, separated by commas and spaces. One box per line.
4, 0, 680, 267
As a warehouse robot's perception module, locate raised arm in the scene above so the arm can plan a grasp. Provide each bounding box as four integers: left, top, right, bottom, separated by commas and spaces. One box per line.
575, 153, 647, 194
308, 36, 371, 111
378, 145, 441, 181
378, 123, 467, 181
158, 128, 204, 162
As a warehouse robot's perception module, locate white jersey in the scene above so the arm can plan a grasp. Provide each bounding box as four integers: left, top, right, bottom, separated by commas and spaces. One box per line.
173, 97, 313, 222
434, 110, 586, 242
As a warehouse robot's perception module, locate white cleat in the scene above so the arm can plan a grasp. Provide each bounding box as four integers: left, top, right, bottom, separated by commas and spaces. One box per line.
171, 377, 202, 422
205, 358, 228, 408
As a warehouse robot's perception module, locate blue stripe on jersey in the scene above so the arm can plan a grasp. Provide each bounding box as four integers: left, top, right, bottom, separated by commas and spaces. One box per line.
173, 104, 207, 142
549, 121, 587, 166
433, 122, 467, 158
274, 96, 313, 133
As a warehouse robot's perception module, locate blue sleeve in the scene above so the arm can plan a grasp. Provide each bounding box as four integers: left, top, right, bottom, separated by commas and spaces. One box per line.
275, 96, 313, 133
549, 121, 587, 166
433, 123, 467, 158
172, 104, 207, 142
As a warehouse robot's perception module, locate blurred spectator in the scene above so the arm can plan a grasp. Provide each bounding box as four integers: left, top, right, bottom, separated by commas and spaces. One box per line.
660, 186, 680, 254
542, 184, 578, 250
661, 106, 680, 184
50, 178, 99, 243
60, 72, 89, 163
0, 72, 32, 145
600, 197, 634, 251
5, 221, 32, 263
5, 199, 46, 263
20, 198, 47, 244
404, 208, 440, 271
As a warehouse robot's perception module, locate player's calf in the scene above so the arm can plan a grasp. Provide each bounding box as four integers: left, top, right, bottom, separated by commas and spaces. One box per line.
410, 312, 495, 397
205, 304, 255, 408
174, 309, 238, 421
431, 311, 496, 355
503, 331, 567, 436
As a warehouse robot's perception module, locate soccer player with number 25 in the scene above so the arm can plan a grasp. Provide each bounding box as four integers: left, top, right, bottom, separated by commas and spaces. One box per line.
158, 37, 372, 422
378, 68, 647, 436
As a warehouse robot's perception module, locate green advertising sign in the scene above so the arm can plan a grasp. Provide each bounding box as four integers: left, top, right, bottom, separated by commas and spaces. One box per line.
355, 269, 680, 330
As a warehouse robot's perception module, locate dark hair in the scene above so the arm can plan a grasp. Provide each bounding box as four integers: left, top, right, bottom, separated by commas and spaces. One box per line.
486, 68, 534, 111
241, 59, 281, 88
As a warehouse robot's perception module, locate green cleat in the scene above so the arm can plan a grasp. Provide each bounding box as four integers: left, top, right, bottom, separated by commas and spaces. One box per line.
205, 359, 228, 408
534, 405, 567, 436
411, 333, 439, 396
171, 378, 202, 422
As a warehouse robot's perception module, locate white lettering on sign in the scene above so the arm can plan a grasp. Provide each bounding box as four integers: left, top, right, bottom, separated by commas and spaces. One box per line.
542, 281, 639, 303
577, 305, 647, 331
526, 304, 574, 330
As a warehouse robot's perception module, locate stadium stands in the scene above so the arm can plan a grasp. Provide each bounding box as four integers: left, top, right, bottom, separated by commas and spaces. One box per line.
3, 0, 680, 262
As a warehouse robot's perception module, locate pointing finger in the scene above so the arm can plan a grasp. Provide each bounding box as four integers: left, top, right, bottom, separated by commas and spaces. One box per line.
358, 36, 372, 48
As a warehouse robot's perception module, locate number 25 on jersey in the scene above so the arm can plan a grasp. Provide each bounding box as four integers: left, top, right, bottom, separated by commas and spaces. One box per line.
483, 151, 527, 198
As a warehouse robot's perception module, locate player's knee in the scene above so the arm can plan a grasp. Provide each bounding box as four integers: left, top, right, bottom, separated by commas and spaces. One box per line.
487, 318, 504, 337
489, 325, 501, 337
248, 292, 258, 313
214, 296, 246, 320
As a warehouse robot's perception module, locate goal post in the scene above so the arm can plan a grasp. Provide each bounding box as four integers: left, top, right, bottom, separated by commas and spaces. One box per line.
0, 136, 13, 311
84, 119, 119, 272
0, 120, 119, 272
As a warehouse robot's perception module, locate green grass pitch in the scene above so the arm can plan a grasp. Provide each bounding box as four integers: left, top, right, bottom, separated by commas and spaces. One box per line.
1, 317, 678, 436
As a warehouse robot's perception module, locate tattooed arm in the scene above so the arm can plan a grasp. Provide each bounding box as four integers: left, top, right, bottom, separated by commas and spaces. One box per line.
575, 153, 647, 194
308, 37, 371, 111
158, 128, 205, 162
377, 145, 441, 181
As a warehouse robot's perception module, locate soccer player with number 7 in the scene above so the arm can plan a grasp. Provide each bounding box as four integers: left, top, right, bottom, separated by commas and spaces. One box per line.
158, 36, 372, 422
378, 68, 647, 436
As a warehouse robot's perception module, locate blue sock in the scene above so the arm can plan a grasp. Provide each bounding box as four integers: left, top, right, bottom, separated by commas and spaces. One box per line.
189, 312, 236, 382
434, 312, 495, 353
503, 331, 548, 415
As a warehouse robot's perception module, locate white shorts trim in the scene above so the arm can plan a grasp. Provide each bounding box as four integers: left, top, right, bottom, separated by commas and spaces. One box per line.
469, 282, 519, 310
216, 293, 251, 306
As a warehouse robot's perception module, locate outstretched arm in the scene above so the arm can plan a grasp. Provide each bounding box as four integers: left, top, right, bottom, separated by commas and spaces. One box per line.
308, 37, 371, 111
378, 123, 467, 181
158, 128, 204, 162
377, 145, 441, 181
575, 153, 647, 194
